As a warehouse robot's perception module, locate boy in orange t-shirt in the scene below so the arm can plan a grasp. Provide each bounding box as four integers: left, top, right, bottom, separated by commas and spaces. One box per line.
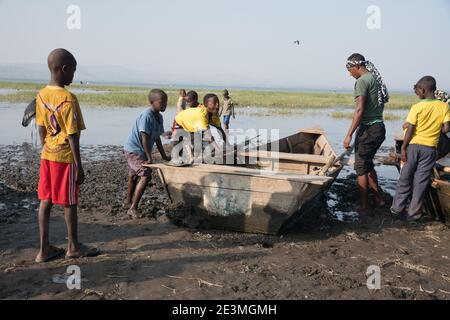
35, 48, 99, 263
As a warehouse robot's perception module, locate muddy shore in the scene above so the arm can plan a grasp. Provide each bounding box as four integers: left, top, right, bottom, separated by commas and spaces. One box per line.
0, 144, 449, 300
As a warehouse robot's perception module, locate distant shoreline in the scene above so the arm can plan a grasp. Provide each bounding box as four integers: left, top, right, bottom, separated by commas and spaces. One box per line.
0, 78, 413, 95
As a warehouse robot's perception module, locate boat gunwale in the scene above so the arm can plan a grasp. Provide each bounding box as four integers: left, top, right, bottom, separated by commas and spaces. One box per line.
146, 163, 335, 185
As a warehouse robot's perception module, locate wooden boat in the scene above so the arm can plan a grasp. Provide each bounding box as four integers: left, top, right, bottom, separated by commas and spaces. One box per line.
392, 134, 450, 225
146, 128, 344, 235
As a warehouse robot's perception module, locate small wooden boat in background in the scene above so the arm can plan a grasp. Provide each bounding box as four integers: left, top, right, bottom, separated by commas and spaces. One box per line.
147, 128, 344, 234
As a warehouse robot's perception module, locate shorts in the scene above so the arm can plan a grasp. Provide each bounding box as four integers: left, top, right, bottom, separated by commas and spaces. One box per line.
223, 115, 231, 125
354, 122, 386, 176
124, 151, 152, 177
38, 159, 79, 206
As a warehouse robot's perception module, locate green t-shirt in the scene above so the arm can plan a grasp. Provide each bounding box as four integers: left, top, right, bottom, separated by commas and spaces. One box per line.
354, 72, 384, 126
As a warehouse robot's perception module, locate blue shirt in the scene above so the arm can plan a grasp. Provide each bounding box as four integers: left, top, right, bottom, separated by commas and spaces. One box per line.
124, 108, 164, 157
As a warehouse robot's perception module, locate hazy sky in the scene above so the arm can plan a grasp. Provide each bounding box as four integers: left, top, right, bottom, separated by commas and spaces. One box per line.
1, 0, 449, 90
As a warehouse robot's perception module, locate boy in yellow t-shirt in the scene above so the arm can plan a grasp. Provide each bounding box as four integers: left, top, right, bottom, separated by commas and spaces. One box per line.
391, 76, 450, 222
172, 94, 227, 163
35, 48, 99, 263
175, 93, 226, 139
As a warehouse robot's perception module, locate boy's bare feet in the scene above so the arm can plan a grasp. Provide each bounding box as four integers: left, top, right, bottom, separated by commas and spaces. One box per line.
66, 243, 100, 259
35, 246, 65, 263
127, 207, 143, 219
122, 202, 131, 210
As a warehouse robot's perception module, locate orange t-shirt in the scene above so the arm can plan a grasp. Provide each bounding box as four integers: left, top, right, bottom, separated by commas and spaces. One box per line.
36, 86, 86, 163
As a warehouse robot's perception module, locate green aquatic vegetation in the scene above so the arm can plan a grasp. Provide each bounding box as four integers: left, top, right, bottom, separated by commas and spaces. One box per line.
0, 81, 418, 111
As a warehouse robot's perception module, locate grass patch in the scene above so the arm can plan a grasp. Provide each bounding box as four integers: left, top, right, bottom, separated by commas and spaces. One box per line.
331, 111, 403, 121
0, 81, 418, 110
0, 91, 37, 104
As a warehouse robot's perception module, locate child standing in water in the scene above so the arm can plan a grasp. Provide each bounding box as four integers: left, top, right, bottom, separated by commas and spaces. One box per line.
176, 89, 187, 115
219, 89, 235, 130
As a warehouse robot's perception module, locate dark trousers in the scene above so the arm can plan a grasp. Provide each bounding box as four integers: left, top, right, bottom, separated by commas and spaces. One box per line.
392, 144, 437, 217
354, 123, 386, 176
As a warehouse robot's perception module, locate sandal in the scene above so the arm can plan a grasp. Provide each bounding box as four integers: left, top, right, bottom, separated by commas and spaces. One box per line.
65, 243, 100, 259
35, 246, 65, 263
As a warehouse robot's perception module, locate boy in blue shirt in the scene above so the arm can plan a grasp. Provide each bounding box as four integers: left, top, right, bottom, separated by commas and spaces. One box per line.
123, 89, 170, 218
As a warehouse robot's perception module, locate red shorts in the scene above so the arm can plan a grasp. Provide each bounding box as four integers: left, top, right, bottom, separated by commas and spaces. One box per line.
38, 159, 79, 206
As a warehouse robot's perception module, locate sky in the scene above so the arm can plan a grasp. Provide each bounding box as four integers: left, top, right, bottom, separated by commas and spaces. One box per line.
0, 0, 449, 91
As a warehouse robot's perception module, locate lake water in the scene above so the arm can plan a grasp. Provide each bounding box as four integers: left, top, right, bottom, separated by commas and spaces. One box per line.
0, 102, 407, 148
1, 102, 406, 154
0, 89, 19, 95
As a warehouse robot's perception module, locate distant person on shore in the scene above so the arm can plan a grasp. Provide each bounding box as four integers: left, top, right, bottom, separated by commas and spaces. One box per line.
176, 89, 187, 114
219, 89, 235, 130
391, 77, 450, 222
35, 48, 99, 263
123, 89, 171, 218
344, 53, 388, 215
169, 89, 188, 139
170, 90, 201, 140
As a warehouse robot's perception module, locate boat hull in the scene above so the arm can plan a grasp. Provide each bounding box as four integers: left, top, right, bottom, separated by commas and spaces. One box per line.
155, 164, 340, 234
431, 179, 450, 225
149, 129, 343, 234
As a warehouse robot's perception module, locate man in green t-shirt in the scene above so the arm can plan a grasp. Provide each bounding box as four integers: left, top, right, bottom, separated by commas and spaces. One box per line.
344, 53, 389, 215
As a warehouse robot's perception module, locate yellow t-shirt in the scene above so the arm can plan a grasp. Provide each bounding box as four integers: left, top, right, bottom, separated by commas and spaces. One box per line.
175, 106, 221, 133
405, 99, 450, 147
210, 112, 221, 128
36, 86, 86, 163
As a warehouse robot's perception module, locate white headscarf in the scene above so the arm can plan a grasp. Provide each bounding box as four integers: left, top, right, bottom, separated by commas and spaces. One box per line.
346, 60, 389, 108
